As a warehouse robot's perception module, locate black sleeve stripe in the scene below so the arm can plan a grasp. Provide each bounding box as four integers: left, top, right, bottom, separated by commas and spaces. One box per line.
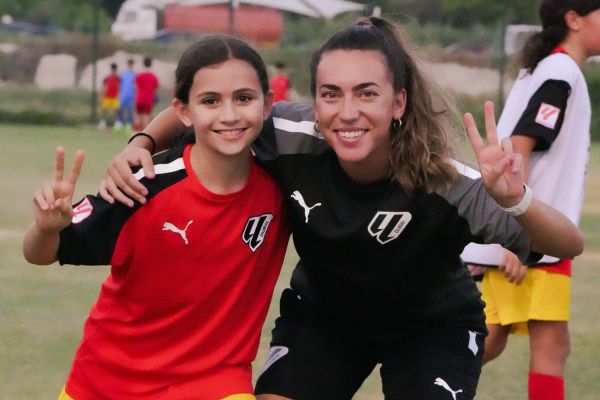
512, 79, 571, 151
58, 148, 188, 266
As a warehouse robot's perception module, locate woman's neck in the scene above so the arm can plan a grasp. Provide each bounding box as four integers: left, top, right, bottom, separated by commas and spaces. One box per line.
189, 144, 252, 194
339, 156, 391, 184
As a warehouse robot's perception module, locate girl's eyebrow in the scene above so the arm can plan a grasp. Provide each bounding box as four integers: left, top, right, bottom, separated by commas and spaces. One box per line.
233, 87, 259, 94
196, 88, 259, 97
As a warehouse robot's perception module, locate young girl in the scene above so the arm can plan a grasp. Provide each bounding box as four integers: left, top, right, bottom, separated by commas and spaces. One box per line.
23, 36, 289, 400
462, 1, 600, 399
101, 17, 583, 399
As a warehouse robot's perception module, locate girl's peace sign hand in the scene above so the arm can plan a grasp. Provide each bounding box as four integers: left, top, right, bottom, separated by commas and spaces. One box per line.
33, 147, 84, 233
464, 101, 525, 208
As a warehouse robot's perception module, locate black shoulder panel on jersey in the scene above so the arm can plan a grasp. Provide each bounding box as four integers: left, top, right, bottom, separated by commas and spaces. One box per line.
253, 101, 328, 163
252, 113, 278, 161
57, 146, 188, 266
512, 79, 571, 151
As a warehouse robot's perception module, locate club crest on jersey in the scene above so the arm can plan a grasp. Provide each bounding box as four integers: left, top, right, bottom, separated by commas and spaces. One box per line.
242, 213, 274, 252
535, 102, 561, 129
71, 197, 93, 224
368, 211, 412, 245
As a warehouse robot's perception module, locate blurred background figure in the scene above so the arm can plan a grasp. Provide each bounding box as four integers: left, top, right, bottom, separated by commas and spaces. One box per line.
461, 2, 600, 399
116, 58, 136, 132
98, 62, 120, 131
270, 61, 290, 102
133, 56, 158, 131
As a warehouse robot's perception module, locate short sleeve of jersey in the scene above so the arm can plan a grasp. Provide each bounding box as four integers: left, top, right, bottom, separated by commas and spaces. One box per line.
57, 145, 187, 266
441, 163, 541, 264
512, 79, 571, 151
58, 196, 134, 266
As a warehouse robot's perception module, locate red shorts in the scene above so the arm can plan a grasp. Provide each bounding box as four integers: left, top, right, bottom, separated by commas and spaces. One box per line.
136, 102, 153, 114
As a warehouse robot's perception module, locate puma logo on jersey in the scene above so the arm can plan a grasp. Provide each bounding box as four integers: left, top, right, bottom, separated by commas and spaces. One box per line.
162, 220, 193, 245
291, 190, 321, 223
242, 214, 274, 252
535, 102, 561, 129
434, 377, 463, 399
368, 211, 412, 244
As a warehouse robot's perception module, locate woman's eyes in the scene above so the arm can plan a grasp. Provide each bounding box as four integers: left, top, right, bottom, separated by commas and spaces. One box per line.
319, 90, 378, 99
320, 91, 338, 99
360, 91, 378, 97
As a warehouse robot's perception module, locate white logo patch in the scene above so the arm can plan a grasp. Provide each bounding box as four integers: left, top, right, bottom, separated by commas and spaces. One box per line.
260, 346, 289, 375
291, 190, 322, 223
368, 211, 412, 244
242, 214, 274, 252
434, 377, 463, 399
535, 102, 561, 129
162, 220, 193, 245
72, 197, 93, 224
468, 330, 479, 356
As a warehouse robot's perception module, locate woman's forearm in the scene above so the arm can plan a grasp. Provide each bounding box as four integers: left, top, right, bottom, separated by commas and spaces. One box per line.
516, 198, 584, 259
131, 107, 187, 152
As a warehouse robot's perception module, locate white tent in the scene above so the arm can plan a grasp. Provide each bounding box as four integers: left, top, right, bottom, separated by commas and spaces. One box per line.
181, 0, 367, 19
122, 0, 365, 19
113, 0, 366, 40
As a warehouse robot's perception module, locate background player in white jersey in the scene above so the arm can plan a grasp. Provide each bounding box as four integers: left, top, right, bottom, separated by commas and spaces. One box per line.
100, 18, 583, 399
461, 1, 600, 399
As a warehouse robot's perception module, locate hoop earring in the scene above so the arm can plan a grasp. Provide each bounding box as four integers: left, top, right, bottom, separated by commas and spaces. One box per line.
391, 118, 402, 130
314, 120, 320, 133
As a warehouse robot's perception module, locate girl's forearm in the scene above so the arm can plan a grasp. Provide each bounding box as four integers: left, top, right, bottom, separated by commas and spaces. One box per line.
23, 223, 60, 265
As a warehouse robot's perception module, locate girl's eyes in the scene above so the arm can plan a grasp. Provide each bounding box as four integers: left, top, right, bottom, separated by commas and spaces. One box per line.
200, 95, 254, 105
237, 94, 253, 103
201, 97, 218, 105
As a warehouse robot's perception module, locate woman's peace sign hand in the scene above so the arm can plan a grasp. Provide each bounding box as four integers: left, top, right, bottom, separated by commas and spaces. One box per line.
33, 147, 84, 233
464, 101, 525, 208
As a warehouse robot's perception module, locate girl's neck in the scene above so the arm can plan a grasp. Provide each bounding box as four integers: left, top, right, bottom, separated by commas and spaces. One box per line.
188, 144, 252, 195
561, 39, 588, 68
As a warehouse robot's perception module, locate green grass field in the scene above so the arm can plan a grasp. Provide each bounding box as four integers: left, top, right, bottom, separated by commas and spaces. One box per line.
1, 123, 599, 399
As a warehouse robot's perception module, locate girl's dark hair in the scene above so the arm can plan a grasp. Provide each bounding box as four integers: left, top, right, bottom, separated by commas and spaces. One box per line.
174, 35, 269, 103
310, 16, 458, 194
521, 0, 600, 72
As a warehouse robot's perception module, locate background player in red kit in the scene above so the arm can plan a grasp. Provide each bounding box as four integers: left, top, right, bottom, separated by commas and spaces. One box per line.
22, 36, 288, 400
134, 56, 159, 131
99, 62, 120, 131
462, 1, 600, 399
270, 62, 290, 102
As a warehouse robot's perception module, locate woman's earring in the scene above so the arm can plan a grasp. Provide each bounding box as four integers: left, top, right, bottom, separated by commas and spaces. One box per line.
314, 120, 320, 133
391, 118, 402, 130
